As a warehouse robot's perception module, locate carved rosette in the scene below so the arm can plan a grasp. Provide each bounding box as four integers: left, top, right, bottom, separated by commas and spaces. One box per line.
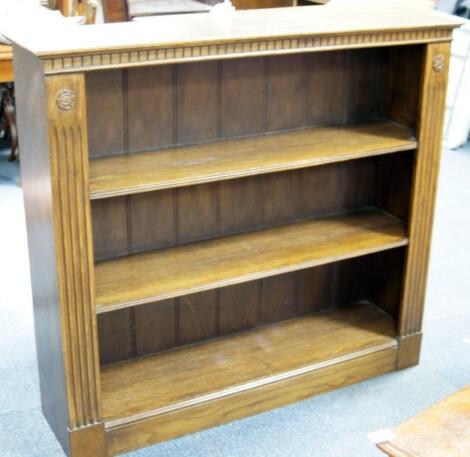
56, 89, 76, 112
432, 54, 445, 73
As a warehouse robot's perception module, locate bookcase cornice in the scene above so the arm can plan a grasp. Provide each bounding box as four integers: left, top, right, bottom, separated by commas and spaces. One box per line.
41, 27, 454, 75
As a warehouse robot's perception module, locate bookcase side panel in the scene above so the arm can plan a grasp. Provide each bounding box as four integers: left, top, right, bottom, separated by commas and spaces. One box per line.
399, 42, 451, 368
13, 45, 71, 455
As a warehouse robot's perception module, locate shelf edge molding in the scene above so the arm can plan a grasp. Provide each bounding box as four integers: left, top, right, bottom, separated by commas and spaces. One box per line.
95, 209, 409, 313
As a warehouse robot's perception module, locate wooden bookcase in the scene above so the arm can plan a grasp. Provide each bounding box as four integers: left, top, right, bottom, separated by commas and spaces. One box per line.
5, 4, 461, 457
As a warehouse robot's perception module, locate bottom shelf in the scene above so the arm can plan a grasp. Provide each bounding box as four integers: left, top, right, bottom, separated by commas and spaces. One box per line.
101, 303, 397, 430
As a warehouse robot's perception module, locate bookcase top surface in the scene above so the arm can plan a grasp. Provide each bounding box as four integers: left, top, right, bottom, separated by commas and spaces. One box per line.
2, 2, 461, 73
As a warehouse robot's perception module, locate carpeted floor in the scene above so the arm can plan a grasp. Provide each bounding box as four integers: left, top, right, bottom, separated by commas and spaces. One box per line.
0, 144, 469, 457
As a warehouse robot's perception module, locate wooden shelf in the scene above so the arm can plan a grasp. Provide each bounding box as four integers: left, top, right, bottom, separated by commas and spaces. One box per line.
101, 302, 397, 426
89, 121, 416, 199
95, 209, 408, 313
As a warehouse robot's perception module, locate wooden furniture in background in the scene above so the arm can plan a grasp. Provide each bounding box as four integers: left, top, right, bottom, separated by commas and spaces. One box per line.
49, 0, 98, 23
4, 3, 461, 456
231, 0, 294, 8
301, 0, 330, 5
102, 0, 130, 21
50, 0, 81, 16
129, 0, 211, 18
0, 45, 13, 83
103, 0, 211, 22
376, 385, 470, 457
103, 0, 297, 22
79, 0, 99, 23
49, 0, 69, 15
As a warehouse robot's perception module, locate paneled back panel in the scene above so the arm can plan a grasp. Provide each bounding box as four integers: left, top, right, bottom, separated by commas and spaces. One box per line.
86, 49, 390, 158
387, 45, 424, 130
92, 153, 412, 262
92, 155, 391, 261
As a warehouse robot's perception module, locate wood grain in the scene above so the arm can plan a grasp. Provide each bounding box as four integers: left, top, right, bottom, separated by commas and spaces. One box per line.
307, 51, 348, 125
377, 385, 470, 457
371, 248, 406, 319
90, 121, 416, 199
178, 291, 218, 345
176, 61, 219, 145
338, 157, 377, 212
135, 300, 176, 355
263, 170, 303, 226
95, 209, 408, 313
302, 163, 340, 218
396, 332, 422, 370
13, 45, 71, 453
260, 273, 298, 324
46, 73, 102, 430
69, 424, 107, 457
219, 177, 263, 236
107, 346, 397, 455
0, 44, 13, 82
101, 303, 397, 422
267, 54, 307, 131
98, 310, 133, 365
345, 48, 387, 122
219, 282, 259, 334
387, 45, 424, 129
86, 70, 126, 158
399, 43, 451, 342
221, 57, 266, 138
130, 190, 176, 253
127, 65, 174, 151
177, 183, 218, 244
298, 265, 336, 315
91, 197, 129, 261
378, 152, 414, 222
102, 0, 129, 22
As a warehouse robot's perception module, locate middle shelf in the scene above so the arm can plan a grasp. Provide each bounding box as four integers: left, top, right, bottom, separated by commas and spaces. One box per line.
95, 208, 408, 313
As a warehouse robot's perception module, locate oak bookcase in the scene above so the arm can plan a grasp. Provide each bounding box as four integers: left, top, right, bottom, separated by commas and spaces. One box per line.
5, 4, 461, 457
